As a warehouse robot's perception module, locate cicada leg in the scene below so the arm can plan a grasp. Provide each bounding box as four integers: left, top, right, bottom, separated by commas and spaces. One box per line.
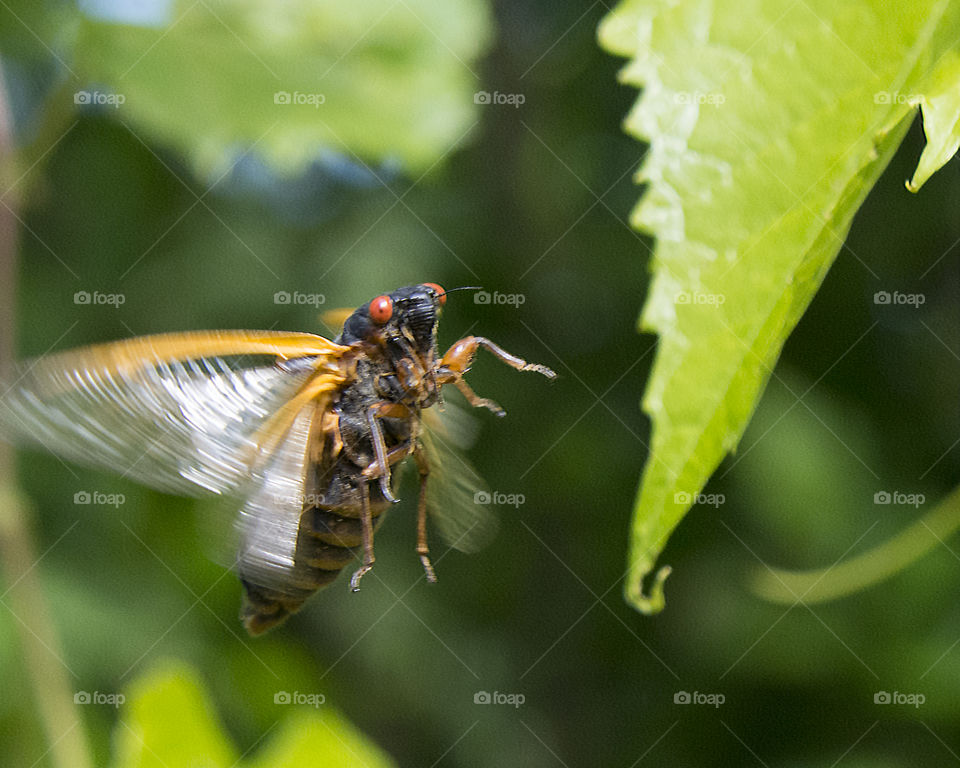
413, 443, 437, 583
436, 336, 556, 415
365, 406, 397, 503
362, 401, 415, 503
352, 402, 420, 591
350, 482, 375, 591
451, 377, 505, 417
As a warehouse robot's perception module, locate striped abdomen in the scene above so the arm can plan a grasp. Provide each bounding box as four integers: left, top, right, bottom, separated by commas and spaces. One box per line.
240, 369, 414, 634
240, 488, 392, 635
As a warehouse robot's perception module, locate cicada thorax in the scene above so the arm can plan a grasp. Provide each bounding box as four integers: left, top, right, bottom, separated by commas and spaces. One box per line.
239, 354, 421, 634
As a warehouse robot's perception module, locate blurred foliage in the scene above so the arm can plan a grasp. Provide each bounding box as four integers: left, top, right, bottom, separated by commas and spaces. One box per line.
1, 1, 960, 767
112, 661, 396, 768
113, 662, 237, 768
75, 0, 492, 177
8, 0, 492, 178
752, 484, 960, 604
600, 0, 960, 614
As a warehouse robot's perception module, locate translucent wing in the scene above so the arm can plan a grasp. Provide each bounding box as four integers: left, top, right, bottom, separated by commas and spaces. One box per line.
419, 401, 498, 553
0, 330, 349, 497
235, 401, 321, 596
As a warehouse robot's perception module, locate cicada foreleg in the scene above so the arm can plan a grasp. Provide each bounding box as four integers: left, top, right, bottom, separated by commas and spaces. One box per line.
413, 443, 437, 583
350, 482, 375, 591
436, 336, 557, 416
363, 402, 413, 504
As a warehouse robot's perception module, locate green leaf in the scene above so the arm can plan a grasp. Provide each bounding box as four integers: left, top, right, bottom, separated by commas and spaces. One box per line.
111, 660, 398, 768
244, 709, 397, 768
909, 50, 960, 191
598, 0, 960, 613
111, 660, 237, 768
72, 0, 492, 178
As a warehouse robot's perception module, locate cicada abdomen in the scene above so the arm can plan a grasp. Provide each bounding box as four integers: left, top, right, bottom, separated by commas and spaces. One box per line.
238, 357, 412, 634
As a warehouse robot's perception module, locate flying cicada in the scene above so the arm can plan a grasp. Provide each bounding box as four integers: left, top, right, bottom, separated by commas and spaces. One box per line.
0, 283, 555, 633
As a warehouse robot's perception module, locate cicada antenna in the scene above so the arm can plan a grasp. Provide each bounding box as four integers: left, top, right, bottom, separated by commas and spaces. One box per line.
438, 285, 482, 300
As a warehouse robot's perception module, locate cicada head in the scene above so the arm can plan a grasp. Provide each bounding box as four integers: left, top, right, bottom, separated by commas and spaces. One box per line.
339, 283, 446, 363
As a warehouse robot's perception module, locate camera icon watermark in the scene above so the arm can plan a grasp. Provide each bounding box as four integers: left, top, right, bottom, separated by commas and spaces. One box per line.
74, 690, 125, 707
273, 91, 325, 108
474, 490, 525, 508
674, 690, 724, 707
473, 91, 525, 108
675, 290, 725, 306
273, 491, 328, 507
274, 690, 325, 708
873, 290, 925, 307
474, 290, 525, 307
474, 690, 525, 708
74, 490, 126, 508
74, 90, 126, 109
874, 91, 919, 105
873, 490, 924, 508
674, 91, 725, 108
874, 690, 924, 708
674, 491, 725, 508
74, 290, 125, 307
274, 290, 325, 306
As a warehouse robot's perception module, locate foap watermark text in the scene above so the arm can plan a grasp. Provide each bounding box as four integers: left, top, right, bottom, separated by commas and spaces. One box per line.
474, 690, 525, 708
274, 690, 325, 708
75, 690, 124, 708
874, 491, 924, 508
674, 690, 725, 708
474, 91, 525, 108
674, 491, 724, 508
874, 291, 924, 307
874, 91, 920, 105
74, 491, 126, 508
75, 290, 125, 307
674, 91, 725, 107
274, 290, 326, 306
75, 90, 125, 108
474, 491, 525, 508
874, 691, 924, 708
274, 91, 325, 107
675, 291, 725, 306
475, 290, 525, 307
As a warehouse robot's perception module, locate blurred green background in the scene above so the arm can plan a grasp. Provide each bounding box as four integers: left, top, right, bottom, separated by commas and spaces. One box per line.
2, 1, 960, 766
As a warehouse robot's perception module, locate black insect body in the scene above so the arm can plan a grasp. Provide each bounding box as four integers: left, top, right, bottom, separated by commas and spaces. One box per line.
0, 283, 555, 634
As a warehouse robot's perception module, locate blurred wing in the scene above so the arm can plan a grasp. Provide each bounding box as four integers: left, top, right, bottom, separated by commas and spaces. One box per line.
319, 307, 355, 335
420, 403, 498, 553
0, 330, 349, 497
234, 401, 321, 596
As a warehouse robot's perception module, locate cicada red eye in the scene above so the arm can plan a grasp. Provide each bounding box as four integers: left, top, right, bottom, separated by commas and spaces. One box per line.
369, 295, 393, 324
423, 282, 446, 306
